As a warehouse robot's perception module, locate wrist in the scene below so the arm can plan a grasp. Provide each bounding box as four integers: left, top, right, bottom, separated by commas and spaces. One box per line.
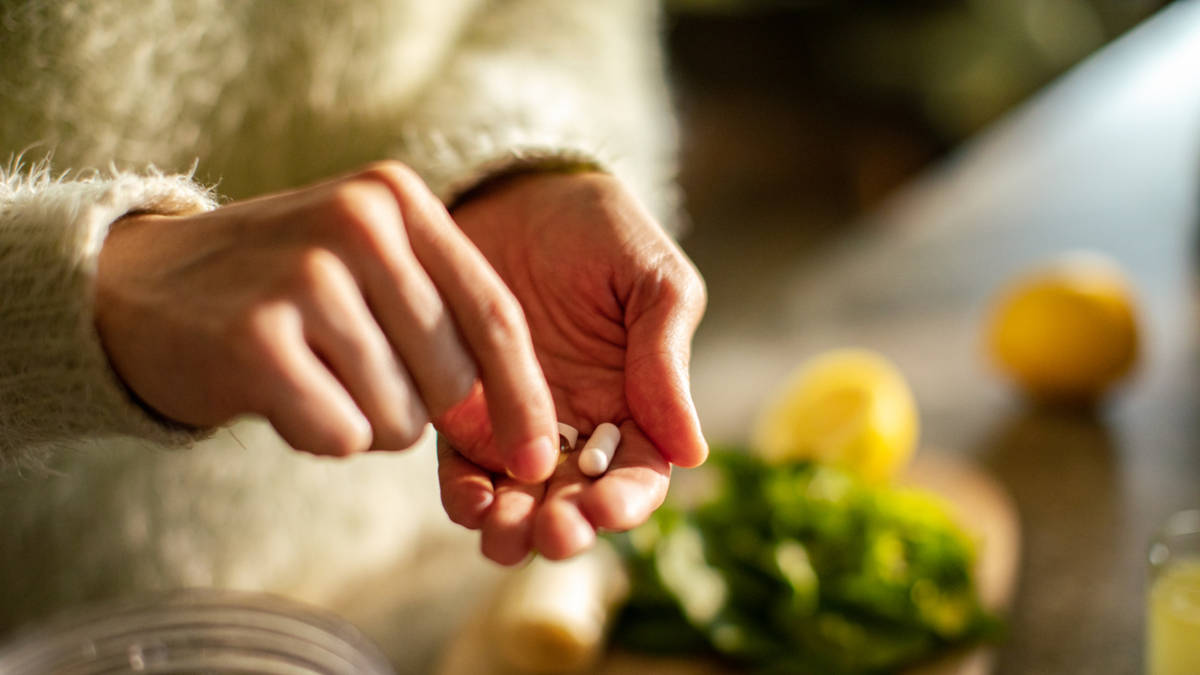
97, 213, 167, 299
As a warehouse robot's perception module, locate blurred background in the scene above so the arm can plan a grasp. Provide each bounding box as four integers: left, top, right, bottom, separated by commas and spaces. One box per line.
662, 2, 1200, 672
666, 0, 1169, 327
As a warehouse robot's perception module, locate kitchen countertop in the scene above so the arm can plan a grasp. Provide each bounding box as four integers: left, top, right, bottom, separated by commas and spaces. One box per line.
680, 1, 1200, 672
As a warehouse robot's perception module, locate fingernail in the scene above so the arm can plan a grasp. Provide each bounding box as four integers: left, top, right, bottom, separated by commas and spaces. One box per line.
508, 436, 555, 483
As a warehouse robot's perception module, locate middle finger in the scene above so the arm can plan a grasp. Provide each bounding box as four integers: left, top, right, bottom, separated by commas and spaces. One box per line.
481, 476, 545, 565
533, 452, 596, 560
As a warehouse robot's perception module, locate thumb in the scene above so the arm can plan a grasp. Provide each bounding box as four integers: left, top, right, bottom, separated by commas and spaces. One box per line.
624, 268, 708, 468
433, 382, 558, 481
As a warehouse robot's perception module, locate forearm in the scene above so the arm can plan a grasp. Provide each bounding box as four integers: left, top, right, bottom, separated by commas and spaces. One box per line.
0, 163, 216, 461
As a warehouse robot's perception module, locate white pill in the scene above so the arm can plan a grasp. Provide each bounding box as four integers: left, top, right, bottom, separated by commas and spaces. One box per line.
557, 422, 579, 451
578, 422, 620, 477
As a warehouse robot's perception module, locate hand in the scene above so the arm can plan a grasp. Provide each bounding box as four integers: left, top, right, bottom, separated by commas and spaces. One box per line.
436, 171, 708, 564
95, 161, 560, 471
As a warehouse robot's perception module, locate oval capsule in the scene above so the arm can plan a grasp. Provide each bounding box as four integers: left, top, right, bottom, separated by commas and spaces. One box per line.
578, 422, 620, 477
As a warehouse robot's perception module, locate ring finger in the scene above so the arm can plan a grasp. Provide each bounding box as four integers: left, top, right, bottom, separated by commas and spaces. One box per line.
300, 250, 430, 451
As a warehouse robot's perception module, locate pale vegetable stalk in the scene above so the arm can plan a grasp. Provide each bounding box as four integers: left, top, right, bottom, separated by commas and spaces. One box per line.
490, 541, 630, 674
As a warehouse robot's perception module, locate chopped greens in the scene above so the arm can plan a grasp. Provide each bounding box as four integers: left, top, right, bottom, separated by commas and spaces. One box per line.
609, 449, 1000, 674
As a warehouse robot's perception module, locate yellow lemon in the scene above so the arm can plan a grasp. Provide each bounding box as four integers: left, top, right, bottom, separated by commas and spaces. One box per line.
987, 251, 1139, 402
752, 349, 919, 484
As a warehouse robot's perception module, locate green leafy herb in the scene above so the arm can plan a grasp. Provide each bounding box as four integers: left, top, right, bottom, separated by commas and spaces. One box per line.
609, 448, 1001, 674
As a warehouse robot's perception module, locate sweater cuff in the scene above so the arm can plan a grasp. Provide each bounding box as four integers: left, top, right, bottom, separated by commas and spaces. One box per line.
402, 126, 611, 206
400, 126, 683, 236
0, 170, 217, 457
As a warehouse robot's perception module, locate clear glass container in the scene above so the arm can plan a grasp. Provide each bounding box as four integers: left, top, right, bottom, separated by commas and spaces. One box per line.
0, 589, 395, 674
1146, 509, 1200, 675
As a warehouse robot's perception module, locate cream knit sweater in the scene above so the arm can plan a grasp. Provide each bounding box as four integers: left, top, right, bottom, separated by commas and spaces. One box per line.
0, 1, 677, 670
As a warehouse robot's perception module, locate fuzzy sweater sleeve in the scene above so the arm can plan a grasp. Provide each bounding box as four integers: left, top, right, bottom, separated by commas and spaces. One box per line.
0, 167, 217, 460
394, 0, 682, 231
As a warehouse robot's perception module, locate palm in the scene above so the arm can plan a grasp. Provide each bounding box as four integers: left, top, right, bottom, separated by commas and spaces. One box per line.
514, 242, 631, 426
433, 172, 707, 564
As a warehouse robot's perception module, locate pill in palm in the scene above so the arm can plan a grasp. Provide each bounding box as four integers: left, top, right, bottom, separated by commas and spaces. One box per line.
578, 422, 620, 477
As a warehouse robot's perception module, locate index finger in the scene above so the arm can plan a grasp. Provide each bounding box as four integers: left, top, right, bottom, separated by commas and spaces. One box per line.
367, 164, 559, 483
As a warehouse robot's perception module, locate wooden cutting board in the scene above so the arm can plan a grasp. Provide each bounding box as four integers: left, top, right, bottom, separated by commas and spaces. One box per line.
438, 451, 1020, 675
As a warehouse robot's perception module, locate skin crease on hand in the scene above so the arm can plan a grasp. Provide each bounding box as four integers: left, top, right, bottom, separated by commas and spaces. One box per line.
437, 171, 708, 565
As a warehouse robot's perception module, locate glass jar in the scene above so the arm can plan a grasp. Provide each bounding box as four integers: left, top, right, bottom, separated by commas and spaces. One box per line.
1146, 509, 1200, 675
0, 589, 394, 674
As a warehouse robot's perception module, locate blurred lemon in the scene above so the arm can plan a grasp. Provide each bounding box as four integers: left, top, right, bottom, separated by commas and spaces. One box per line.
752, 349, 919, 484
987, 251, 1139, 402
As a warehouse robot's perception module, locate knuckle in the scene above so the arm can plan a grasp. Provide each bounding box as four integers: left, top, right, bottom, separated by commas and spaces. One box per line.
327, 182, 379, 223
355, 332, 394, 370
324, 182, 395, 240
293, 247, 345, 294
477, 292, 527, 347
359, 159, 413, 180
324, 182, 407, 261
226, 304, 290, 367
357, 160, 424, 196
